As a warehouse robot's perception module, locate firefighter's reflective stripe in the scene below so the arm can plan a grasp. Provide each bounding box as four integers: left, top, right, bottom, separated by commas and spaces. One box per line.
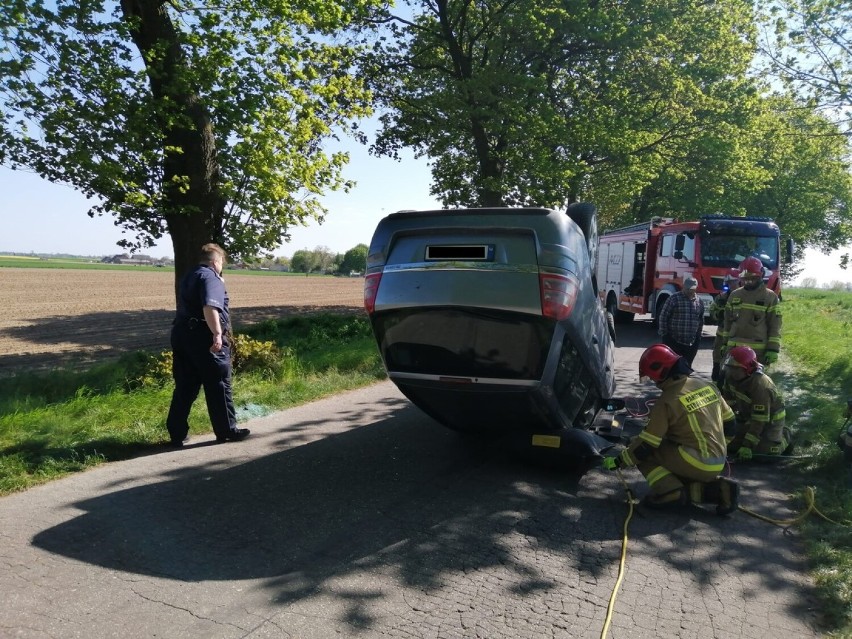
678, 446, 726, 473
686, 412, 710, 458
729, 387, 751, 403
639, 430, 662, 447
646, 466, 672, 487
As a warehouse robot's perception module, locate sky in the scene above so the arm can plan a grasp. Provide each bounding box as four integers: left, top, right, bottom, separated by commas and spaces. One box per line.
1, 136, 441, 261
2, 141, 849, 287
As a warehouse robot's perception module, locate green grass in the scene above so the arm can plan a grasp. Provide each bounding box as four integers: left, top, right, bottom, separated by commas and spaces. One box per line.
0, 313, 385, 494
768, 288, 852, 635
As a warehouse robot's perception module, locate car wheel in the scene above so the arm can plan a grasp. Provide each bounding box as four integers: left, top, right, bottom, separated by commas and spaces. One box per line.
566, 202, 598, 264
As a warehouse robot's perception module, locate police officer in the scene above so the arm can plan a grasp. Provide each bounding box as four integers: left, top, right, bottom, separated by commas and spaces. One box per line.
722, 346, 790, 461
601, 344, 739, 514
722, 257, 781, 368
166, 243, 250, 447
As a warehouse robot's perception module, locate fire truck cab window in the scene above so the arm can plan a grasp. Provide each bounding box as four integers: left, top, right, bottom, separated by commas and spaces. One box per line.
660, 234, 675, 257
700, 235, 779, 269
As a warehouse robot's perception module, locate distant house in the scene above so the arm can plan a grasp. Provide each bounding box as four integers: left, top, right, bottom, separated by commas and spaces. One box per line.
101, 253, 154, 266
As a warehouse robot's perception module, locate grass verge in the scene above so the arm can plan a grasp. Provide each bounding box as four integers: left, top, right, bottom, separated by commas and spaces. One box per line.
769, 288, 852, 635
0, 313, 385, 495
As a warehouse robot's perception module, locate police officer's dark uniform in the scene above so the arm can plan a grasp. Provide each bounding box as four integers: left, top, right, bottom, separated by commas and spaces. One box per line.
166, 245, 249, 446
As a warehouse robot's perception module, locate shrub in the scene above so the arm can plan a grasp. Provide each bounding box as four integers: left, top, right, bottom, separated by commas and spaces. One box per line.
129, 351, 173, 389
230, 334, 282, 375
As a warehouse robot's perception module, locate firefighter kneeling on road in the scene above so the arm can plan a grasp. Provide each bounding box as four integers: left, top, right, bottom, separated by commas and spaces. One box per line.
722, 346, 791, 461
601, 344, 740, 515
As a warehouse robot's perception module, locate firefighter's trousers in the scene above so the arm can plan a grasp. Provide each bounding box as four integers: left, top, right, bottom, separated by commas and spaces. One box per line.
636, 441, 724, 496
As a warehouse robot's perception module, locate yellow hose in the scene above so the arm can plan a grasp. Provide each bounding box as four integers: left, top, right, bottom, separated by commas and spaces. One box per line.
601, 469, 637, 639
738, 485, 850, 528
600, 480, 848, 639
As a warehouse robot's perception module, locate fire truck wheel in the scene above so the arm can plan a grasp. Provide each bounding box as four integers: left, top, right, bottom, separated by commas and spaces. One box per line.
607, 294, 634, 325
606, 311, 617, 343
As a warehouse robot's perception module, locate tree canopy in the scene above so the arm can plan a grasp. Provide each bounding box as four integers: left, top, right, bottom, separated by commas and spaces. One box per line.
366, 0, 760, 209
758, 0, 852, 134
0, 0, 382, 294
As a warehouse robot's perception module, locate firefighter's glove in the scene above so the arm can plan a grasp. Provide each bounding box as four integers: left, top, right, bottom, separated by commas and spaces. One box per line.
711, 362, 721, 384
601, 456, 620, 471
736, 446, 753, 461
764, 351, 778, 365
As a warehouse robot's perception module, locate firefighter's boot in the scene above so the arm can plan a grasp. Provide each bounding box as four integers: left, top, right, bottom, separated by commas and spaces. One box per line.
714, 477, 740, 516
687, 481, 709, 505
641, 487, 688, 510
689, 478, 740, 516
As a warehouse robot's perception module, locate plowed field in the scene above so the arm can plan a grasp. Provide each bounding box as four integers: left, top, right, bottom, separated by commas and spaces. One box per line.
0, 268, 365, 376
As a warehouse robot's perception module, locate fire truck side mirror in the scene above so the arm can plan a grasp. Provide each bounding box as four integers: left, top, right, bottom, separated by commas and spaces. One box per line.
673, 234, 686, 260
785, 237, 795, 263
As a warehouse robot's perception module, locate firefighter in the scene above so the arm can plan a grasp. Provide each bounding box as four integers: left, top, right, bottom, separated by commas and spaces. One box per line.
710, 269, 740, 384
601, 344, 739, 514
722, 346, 791, 461
721, 256, 781, 368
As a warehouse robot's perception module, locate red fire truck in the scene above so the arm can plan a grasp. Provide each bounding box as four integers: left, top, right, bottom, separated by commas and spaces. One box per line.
596, 215, 791, 324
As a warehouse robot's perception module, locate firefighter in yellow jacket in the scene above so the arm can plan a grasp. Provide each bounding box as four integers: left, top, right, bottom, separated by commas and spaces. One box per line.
722, 346, 791, 461
722, 257, 781, 367
602, 344, 739, 514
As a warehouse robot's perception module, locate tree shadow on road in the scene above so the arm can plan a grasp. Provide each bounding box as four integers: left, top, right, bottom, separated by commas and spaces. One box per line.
30, 381, 821, 634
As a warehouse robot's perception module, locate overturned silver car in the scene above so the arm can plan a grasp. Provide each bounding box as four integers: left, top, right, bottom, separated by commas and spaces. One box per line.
363, 205, 617, 439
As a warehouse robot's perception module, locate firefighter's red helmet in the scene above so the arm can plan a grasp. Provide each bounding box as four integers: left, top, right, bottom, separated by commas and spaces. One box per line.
738, 256, 764, 279
639, 344, 682, 383
725, 346, 760, 375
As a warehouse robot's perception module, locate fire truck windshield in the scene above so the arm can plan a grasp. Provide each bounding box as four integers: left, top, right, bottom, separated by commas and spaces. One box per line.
700, 235, 779, 269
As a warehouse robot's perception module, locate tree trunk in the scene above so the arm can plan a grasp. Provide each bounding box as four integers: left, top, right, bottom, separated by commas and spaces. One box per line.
120, 0, 227, 304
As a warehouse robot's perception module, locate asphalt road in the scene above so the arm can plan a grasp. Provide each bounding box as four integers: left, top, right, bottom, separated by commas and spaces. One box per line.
0, 319, 822, 638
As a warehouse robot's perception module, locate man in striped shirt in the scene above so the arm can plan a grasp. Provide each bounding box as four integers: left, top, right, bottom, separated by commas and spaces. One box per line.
658, 276, 705, 365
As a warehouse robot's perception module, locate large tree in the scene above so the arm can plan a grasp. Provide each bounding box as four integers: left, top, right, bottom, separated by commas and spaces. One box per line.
0, 0, 381, 299
365, 0, 759, 210
758, 0, 852, 134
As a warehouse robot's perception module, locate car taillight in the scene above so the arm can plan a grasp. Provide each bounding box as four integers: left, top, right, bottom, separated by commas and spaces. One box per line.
364, 272, 382, 314
539, 273, 579, 320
